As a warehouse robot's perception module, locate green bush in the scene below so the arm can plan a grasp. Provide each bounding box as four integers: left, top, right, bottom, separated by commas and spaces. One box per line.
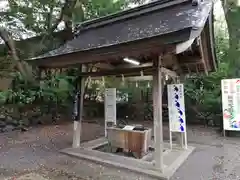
184, 63, 230, 126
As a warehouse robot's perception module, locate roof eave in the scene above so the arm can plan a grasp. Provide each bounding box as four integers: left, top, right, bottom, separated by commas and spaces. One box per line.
27, 27, 192, 68
207, 9, 217, 71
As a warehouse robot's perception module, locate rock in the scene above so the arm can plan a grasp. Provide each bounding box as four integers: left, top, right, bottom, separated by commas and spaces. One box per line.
19, 119, 30, 127
5, 116, 20, 127
5, 116, 13, 124
29, 117, 41, 125
13, 120, 19, 126
20, 127, 28, 132
3, 125, 15, 132
208, 119, 215, 126
0, 120, 6, 128
0, 114, 6, 120
39, 114, 54, 125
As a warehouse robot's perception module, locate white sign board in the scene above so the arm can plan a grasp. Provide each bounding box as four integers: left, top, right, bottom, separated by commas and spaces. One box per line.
167, 84, 186, 132
221, 79, 240, 131
105, 88, 117, 125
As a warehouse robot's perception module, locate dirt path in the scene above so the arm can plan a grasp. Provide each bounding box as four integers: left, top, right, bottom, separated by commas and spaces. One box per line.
1, 122, 240, 180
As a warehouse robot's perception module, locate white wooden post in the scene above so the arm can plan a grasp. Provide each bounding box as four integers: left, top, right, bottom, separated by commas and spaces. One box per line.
73, 65, 86, 148
153, 56, 164, 172
104, 88, 117, 137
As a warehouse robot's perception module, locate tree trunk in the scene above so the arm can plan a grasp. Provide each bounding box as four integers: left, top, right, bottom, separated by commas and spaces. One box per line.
0, 28, 34, 83
0, 0, 87, 85
222, 0, 240, 76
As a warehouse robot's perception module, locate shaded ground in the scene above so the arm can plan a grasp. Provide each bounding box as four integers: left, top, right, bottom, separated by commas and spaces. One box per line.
1, 121, 240, 180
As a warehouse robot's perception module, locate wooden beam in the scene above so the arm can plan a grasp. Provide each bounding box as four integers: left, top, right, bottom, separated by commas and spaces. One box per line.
195, 65, 199, 73
115, 62, 178, 77
161, 67, 177, 77
94, 62, 114, 69
175, 38, 195, 54
89, 75, 152, 81
125, 76, 153, 81
186, 64, 191, 74
177, 53, 200, 61
115, 62, 153, 69
78, 66, 154, 77
76, 65, 178, 79
199, 34, 209, 75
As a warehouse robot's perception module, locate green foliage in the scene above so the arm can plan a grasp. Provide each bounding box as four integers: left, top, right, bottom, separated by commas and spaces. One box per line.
2, 0, 63, 35
1, 0, 236, 129
84, 0, 126, 20
222, 0, 240, 77
184, 13, 231, 126
40, 74, 74, 102
0, 91, 9, 104
0, 0, 146, 129
185, 62, 229, 112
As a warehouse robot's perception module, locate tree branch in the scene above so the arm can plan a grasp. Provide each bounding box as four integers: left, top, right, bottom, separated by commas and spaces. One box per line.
0, 11, 11, 17
50, 0, 76, 33
0, 27, 34, 83
47, 6, 54, 31
0, 28, 11, 50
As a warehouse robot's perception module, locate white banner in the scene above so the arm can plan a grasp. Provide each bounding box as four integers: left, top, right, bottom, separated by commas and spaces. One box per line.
167, 84, 186, 132
104, 88, 117, 125
221, 79, 240, 131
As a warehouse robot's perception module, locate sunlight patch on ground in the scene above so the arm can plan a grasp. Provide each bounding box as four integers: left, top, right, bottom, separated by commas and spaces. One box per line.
10, 173, 48, 180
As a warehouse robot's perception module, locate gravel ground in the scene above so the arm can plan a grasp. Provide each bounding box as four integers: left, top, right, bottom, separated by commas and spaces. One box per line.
1, 121, 240, 180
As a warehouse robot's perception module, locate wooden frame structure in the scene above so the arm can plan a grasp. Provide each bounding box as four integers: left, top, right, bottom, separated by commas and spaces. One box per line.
27, 0, 216, 173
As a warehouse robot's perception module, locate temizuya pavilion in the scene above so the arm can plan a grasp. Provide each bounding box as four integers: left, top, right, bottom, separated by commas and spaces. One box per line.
28, 0, 216, 179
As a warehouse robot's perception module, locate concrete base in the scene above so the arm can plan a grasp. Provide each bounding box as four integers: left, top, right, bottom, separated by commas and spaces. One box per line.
61, 137, 195, 180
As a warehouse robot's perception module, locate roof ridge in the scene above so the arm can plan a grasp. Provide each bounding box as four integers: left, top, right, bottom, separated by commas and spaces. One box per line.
74, 0, 190, 34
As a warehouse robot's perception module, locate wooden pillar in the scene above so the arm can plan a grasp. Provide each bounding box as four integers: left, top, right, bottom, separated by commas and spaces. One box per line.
36, 67, 42, 81
73, 65, 86, 148
153, 56, 164, 172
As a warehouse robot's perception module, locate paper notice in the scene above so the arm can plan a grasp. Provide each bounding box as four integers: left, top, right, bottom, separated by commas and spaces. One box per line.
123, 125, 135, 130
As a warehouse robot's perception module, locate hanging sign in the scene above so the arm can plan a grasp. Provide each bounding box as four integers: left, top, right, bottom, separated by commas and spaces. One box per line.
72, 91, 80, 121
167, 84, 186, 132
221, 79, 240, 131
105, 88, 117, 125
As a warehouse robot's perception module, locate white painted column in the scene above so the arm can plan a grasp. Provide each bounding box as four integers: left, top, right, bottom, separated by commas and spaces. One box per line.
73, 65, 86, 148
153, 56, 164, 172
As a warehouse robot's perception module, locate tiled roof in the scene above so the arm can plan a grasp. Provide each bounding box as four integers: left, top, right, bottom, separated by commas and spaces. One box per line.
31, 0, 213, 60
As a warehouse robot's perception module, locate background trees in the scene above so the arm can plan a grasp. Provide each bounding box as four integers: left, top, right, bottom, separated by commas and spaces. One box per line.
0, 0, 238, 130
0, 0, 145, 130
